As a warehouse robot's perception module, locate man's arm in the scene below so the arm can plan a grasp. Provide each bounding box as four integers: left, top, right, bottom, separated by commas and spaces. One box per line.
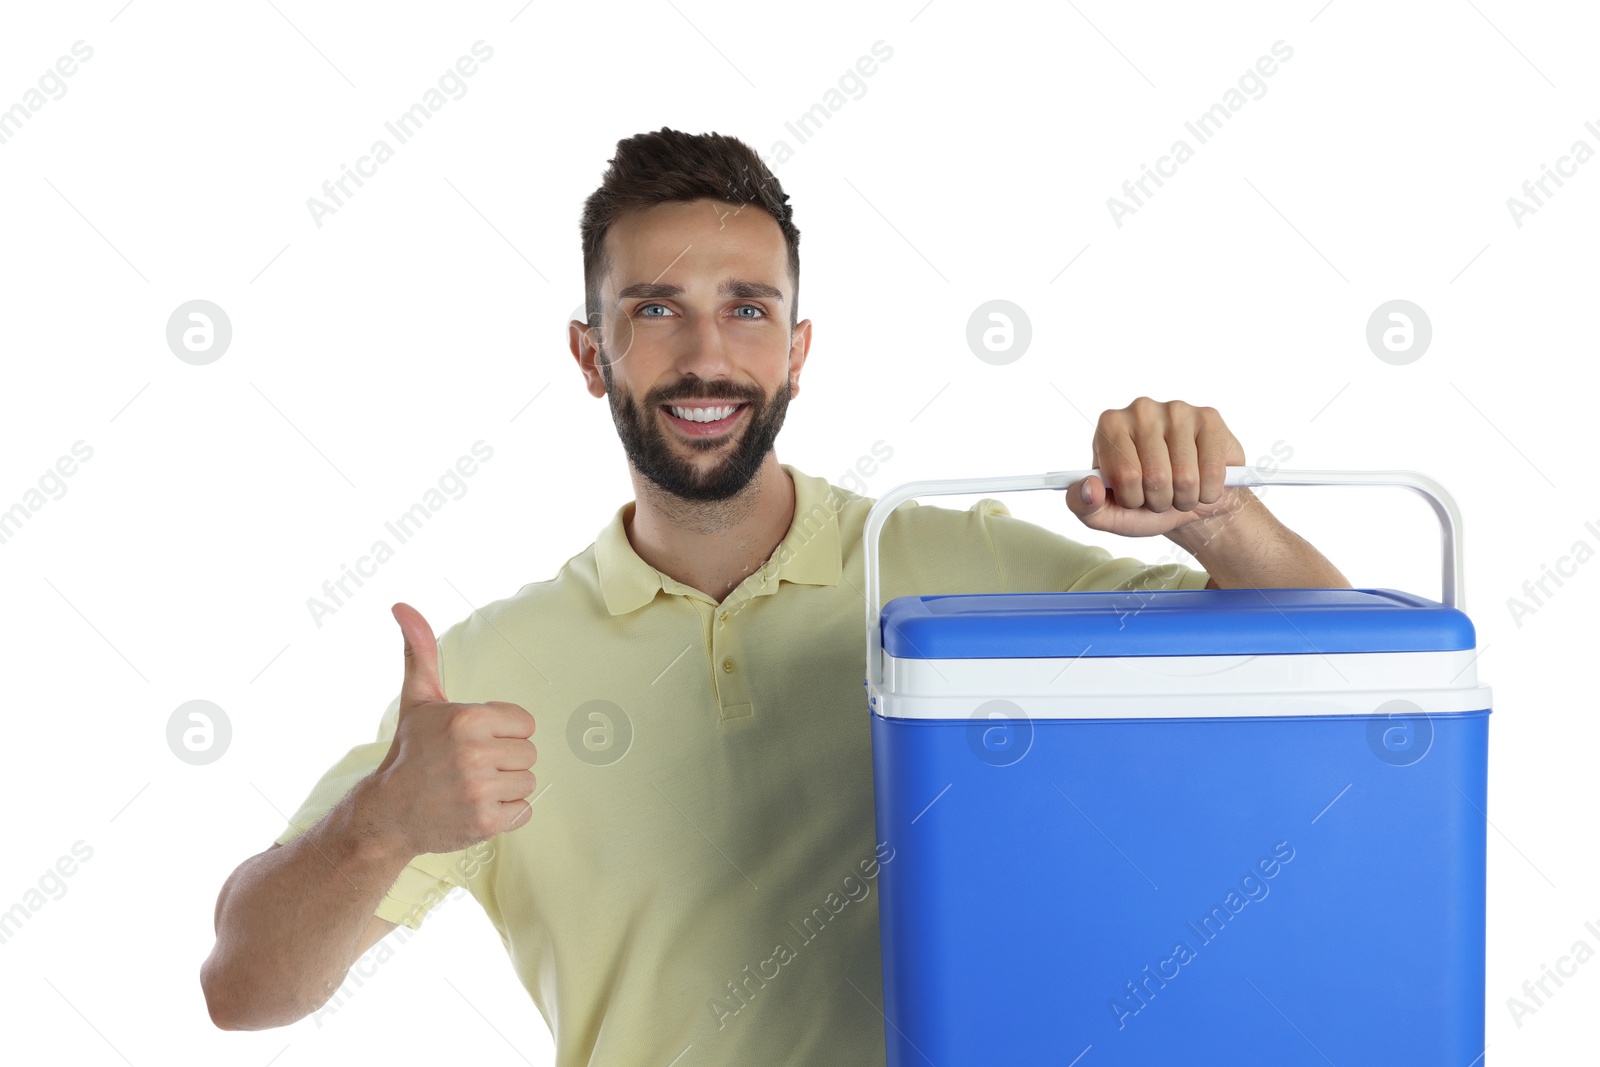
1165, 487, 1350, 590
201, 602, 537, 1031
200, 776, 408, 1030
1064, 398, 1351, 591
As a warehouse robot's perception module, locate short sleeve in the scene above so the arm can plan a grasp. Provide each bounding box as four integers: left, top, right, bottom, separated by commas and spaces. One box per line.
973, 498, 1210, 594
272, 638, 476, 931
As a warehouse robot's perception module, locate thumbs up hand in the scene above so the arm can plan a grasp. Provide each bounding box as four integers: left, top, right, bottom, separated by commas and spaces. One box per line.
368, 602, 538, 858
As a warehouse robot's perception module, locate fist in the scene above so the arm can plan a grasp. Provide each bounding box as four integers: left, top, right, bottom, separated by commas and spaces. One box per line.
369, 602, 538, 857
1066, 397, 1248, 538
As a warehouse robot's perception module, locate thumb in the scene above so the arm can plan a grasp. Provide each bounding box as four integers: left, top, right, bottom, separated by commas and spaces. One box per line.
1066, 475, 1106, 522
392, 602, 445, 707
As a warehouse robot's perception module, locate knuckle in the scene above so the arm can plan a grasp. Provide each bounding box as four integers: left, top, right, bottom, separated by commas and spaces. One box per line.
487, 701, 536, 736
449, 704, 485, 733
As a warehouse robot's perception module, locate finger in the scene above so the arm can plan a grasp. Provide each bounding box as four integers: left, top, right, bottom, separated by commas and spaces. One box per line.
1094, 423, 1144, 510
1195, 409, 1233, 505
392, 602, 445, 707
1166, 411, 1202, 511
1066, 475, 1099, 519
487, 769, 539, 801
1129, 404, 1173, 512
491, 737, 538, 772
1073, 440, 1104, 515
483, 701, 537, 740
500, 797, 534, 833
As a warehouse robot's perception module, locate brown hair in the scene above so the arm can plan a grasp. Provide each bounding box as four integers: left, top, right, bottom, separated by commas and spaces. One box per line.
580, 127, 801, 343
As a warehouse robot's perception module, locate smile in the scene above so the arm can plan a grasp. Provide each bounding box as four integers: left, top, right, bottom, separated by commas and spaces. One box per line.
661, 403, 748, 437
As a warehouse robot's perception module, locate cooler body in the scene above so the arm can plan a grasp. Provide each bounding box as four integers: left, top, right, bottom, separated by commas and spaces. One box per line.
867, 588, 1492, 1066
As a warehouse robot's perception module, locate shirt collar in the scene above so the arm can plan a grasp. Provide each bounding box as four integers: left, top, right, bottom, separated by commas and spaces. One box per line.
595, 462, 843, 616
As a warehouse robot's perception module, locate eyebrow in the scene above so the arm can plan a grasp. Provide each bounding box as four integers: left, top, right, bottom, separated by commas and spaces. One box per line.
614, 279, 784, 303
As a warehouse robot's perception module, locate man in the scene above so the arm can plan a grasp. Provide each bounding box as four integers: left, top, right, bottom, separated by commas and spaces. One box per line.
200, 127, 1348, 1063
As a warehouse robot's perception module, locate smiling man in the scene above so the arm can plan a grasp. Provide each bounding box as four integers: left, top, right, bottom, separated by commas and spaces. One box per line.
201, 127, 1348, 1064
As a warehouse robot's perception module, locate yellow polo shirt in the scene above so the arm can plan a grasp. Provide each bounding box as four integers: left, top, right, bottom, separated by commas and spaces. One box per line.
274, 461, 1208, 1064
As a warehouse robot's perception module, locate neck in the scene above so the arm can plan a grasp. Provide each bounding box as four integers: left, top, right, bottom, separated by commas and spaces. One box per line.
623, 454, 796, 603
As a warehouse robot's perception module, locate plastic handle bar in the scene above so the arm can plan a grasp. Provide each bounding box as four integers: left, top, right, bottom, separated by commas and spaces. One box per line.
862, 466, 1465, 698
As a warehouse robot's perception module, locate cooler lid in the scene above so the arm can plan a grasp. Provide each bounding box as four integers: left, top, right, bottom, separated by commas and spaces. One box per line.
879, 588, 1476, 659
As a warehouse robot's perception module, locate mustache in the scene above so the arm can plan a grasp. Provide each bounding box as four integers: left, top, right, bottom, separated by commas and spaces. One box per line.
649, 390, 763, 406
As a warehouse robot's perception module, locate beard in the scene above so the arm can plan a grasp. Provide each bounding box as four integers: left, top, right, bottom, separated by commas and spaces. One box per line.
602, 352, 791, 503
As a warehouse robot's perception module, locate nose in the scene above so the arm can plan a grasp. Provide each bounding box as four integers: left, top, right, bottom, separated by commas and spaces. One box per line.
672, 311, 740, 384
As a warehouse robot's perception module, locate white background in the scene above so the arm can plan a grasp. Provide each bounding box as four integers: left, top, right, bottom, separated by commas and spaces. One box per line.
1, 1, 1594, 1063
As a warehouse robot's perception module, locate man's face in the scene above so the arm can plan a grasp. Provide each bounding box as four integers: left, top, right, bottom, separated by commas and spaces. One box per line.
572, 198, 810, 502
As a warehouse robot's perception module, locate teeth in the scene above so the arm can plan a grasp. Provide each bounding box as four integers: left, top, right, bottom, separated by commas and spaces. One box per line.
668, 404, 739, 423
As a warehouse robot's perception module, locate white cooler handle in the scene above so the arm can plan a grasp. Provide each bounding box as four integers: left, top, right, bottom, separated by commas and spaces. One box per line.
863, 466, 1465, 699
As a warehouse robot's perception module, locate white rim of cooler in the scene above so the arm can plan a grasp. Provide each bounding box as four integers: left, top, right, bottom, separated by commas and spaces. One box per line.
871, 689, 1493, 719
870, 649, 1492, 719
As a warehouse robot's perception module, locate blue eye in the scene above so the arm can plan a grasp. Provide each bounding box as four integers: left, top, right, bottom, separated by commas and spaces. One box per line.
635, 302, 766, 318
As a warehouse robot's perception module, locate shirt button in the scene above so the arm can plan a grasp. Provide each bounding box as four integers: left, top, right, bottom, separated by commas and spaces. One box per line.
718, 611, 729, 623
722, 658, 735, 673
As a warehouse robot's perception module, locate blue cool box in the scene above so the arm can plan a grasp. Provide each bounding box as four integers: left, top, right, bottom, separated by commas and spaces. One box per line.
867, 583, 1492, 1065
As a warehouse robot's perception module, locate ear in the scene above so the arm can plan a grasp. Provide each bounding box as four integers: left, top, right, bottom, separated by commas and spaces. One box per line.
571, 317, 607, 398
788, 318, 812, 399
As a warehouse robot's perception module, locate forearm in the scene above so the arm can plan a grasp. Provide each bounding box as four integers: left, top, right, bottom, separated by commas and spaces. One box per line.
201, 776, 410, 1030
1166, 487, 1350, 589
